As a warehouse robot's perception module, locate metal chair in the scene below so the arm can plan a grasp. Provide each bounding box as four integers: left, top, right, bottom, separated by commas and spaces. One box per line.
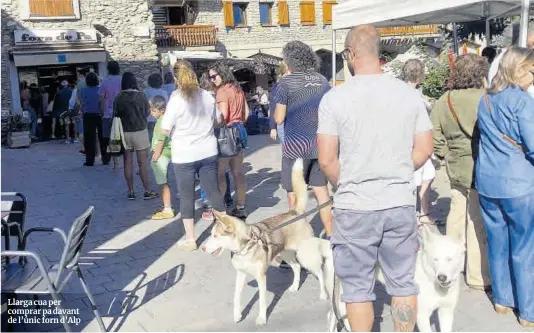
1, 192, 27, 266
1, 206, 106, 332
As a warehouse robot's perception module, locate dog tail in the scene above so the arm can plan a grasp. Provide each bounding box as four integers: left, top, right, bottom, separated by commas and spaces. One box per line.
292, 159, 308, 214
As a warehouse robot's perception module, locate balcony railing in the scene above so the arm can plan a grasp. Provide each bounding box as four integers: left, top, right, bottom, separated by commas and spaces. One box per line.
378, 24, 439, 37
155, 25, 216, 48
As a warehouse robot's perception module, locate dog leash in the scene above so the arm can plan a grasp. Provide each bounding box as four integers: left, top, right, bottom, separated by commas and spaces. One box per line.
332, 274, 350, 332
269, 197, 333, 233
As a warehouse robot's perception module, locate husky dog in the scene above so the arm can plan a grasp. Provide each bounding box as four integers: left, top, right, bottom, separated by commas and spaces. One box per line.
328, 224, 465, 332
202, 159, 334, 326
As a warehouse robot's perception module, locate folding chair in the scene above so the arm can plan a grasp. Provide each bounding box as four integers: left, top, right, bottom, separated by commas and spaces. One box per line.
1, 206, 106, 332
1, 192, 27, 266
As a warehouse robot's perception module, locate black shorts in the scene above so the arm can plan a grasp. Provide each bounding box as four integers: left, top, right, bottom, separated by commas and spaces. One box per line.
281, 157, 327, 192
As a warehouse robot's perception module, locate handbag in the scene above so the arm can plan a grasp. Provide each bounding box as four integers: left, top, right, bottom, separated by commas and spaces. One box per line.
107, 116, 126, 156
215, 123, 242, 158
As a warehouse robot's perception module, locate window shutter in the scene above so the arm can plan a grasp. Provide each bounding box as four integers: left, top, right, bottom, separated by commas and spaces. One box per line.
322, 1, 335, 25
29, 0, 74, 17
223, 1, 235, 28
278, 0, 289, 26
300, 1, 315, 25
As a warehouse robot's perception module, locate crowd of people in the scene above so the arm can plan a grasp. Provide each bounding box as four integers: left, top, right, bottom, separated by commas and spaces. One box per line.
317, 23, 534, 331
18, 19, 534, 331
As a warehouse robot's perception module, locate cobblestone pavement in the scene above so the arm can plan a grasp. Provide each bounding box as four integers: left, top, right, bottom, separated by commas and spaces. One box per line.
1, 135, 532, 332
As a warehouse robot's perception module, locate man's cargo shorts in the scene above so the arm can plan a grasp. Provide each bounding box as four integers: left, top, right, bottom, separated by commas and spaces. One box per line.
331, 206, 419, 303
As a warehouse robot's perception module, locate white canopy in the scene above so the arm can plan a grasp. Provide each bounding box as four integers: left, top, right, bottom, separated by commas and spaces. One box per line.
333, 0, 532, 30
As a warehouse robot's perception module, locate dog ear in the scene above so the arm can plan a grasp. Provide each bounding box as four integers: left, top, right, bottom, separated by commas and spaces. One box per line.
214, 211, 235, 233
212, 209, 227, 221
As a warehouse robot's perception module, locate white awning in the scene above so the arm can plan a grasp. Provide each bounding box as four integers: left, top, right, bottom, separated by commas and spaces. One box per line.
333, 0, 533, 30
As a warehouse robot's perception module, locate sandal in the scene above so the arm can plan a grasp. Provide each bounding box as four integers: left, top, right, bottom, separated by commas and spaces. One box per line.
177, 239, 197, 251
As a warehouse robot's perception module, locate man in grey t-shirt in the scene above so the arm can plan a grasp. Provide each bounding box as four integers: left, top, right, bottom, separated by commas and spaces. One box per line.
317, 25, 433, 332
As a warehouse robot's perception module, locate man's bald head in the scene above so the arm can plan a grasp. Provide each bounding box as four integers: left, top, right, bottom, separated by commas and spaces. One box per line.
345, 25, 381, 58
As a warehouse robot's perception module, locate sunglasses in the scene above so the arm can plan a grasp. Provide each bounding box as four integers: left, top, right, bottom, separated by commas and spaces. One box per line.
209, 74, 219, 81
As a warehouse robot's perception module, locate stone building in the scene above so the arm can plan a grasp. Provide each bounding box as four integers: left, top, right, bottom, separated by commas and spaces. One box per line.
152, 0, 440, 87
1, 0, 158, 114
1, 0, 440, 114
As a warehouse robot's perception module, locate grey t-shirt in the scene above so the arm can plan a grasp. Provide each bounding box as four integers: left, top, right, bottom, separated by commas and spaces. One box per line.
317, 74, 432, 211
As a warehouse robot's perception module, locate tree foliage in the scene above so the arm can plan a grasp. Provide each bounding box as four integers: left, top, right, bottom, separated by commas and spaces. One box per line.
450, 18, 511, 40
422, 65, 450, 99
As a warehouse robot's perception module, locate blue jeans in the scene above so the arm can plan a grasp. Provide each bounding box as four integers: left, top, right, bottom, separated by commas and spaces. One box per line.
201, 171, 232, 206
479, 192, 534, 322
29, 109, 37, 136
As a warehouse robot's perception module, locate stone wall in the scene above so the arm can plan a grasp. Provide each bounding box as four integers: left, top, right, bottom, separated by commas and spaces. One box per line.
1, 0, 160, 113
193, 0, 347, 57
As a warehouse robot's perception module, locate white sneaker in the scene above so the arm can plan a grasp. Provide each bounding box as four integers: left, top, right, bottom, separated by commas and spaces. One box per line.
65, 139, 71, 144
73, 138, 80, 143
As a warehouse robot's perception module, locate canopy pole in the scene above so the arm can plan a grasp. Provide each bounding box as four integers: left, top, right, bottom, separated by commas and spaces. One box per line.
452, 23, 459, 55
332, 29, 337, 86
519, 0, 531, 47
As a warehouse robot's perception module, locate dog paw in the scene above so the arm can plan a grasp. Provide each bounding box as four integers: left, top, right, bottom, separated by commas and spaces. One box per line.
255, 315, 267, 326
234, 312, 242, 323
288, 284, 299, 293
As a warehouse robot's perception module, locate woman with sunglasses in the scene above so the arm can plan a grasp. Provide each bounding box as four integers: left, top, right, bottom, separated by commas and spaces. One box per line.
208, 63, 249, 219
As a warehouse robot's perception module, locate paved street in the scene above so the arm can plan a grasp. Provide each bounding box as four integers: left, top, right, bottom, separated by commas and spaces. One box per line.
1, 134, 532, 332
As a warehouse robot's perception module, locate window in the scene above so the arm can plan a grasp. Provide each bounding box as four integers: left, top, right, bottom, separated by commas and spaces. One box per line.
278, 0, 289, 26
322, 1, 336, 25
24, 0, 80, 19
259, 2, 273, 26
233, 3, 248, 26
168, 6, 186, 25
300, 1, 316, 25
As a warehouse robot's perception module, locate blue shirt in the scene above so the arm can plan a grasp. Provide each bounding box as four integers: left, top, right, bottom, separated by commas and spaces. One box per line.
475, 86, 534, 198
273, 72, 330, 159
80, 87, 100, 114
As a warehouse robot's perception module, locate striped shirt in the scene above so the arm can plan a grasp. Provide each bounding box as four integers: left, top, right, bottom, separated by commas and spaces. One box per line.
274, 72, 330, 159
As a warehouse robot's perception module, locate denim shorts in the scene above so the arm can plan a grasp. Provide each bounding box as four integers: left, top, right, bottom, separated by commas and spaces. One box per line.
231, 122, 248, 149
331, 206, 419, 303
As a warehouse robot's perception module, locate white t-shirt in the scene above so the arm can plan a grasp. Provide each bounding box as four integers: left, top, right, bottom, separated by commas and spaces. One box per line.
161, 88, 221, 164
489, 48, 534, 98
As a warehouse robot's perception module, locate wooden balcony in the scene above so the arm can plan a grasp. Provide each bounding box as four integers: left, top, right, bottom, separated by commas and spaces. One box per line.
378, 24, 439, 37
155, 25, 216, 48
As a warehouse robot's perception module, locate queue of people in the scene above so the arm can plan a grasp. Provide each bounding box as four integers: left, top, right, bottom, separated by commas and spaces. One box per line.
19, 22, 533, 329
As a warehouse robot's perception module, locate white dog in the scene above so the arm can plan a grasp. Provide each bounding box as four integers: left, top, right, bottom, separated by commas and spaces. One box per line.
202, 159, 334, 325
328, 224, 465, 332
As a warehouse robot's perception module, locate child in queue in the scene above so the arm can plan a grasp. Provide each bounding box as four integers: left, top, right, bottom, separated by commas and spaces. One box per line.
149, 95, 174, 219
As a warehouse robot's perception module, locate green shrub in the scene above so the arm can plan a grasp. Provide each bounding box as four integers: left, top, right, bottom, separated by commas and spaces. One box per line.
422, 64, 450, 99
